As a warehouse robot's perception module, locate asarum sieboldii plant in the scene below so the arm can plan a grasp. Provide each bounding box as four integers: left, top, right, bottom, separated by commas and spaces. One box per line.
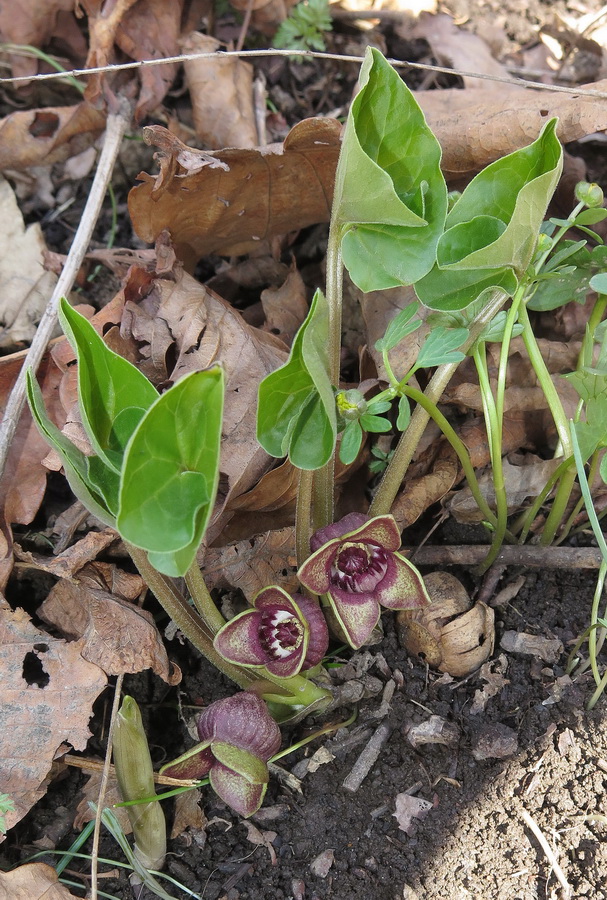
213, 586, 329, 677
297, 513, 430, 649
160, 693, 281, 818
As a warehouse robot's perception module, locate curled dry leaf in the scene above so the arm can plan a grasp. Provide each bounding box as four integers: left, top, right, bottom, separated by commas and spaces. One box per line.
500, 630, 563, 664
0, 352, 64, 590
128, 118, 341, 263
0, 862, 82, 899
397, 572, 495, 677
407, 714, 460, 750
0, 0, 84, 81
391, 442, 459, 530
38, 568, 176, 683
13, 530, 118, 581
82, 0, 183, 118
260, 262, 309, 346
0, 602, 107, 836
0, 103, 106, 171
183, 32, 257, 149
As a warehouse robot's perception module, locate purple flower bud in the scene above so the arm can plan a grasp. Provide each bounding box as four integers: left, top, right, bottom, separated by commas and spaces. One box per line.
298, 513, 430, 649
213, 586, 328, 678
160, 693, 281, 818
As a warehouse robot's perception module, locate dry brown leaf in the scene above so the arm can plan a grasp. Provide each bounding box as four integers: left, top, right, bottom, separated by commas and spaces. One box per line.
170, 787, 206, 840
0, 103, 107, 171
128, 118, 341, 263
393, 793, 432, 835
13, 529, 119, 581
0, 601, 107, 836
0, 0, 83, 81
228, 459, 300, 514
418, 78, 607, 177
229, 0, 295, 34
391, 443, 459, 530
0, 862, 82, 899
202, 527, 297, 597
183, 32, 257, 149
408, 12, 510, 88
0, 174, 57, 349
73, 766, 132, 833
260, 262, 309, 346
0, 351, 65, 589
38, 570, 174, 682
448, 455, 563, 524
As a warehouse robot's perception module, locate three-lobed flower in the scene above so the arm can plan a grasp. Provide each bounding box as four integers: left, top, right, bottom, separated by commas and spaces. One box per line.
297, 512, 430, 649
213, 585, 328, 678
160, 692, 281, 818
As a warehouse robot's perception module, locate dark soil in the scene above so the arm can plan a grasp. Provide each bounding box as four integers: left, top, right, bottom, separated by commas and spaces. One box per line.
5, 562, 607, 900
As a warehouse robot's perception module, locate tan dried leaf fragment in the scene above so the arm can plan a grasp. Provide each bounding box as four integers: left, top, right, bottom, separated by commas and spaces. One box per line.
0, 602, 107, 837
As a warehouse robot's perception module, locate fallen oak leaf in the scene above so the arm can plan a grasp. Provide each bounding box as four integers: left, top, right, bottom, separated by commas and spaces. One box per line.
0, 103, 107, 171
0, 601, 107, 837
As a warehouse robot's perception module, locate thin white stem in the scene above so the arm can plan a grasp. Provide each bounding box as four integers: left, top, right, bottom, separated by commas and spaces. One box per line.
0, 98, 132, 480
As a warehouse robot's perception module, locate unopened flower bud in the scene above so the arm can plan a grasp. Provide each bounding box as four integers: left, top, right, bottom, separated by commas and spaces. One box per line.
337, 389, 367, 421
575, 181, 604, 208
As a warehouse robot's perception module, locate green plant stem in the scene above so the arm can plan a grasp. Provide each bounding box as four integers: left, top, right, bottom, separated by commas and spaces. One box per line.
127, 544, 330, 710
512, 457, 573, 542
399, 384, 503, 532
555, 450, 600, 546
471, 343, 509, 573
184, 564, 226, 635
370, 289, 510, 517
579, 294, 607, 369
310, 222, 343, 531
296, 469, 314, 567
518, 303, 571, 457
540, 465, 577, 545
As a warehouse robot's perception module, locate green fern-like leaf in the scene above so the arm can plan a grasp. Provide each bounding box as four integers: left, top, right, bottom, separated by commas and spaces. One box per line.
274, 0, 332, 53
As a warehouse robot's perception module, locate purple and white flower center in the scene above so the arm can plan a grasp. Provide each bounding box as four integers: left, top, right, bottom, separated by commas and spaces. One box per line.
331, 541, 389, 593
259, 609, 303, 659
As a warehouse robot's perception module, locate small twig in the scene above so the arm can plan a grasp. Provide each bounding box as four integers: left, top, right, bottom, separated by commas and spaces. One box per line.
404, 544, 605, 570
91, 674, 124, 900
253, 73, 267, 146
2, 49, 607, 100
520, 808, 572, 899
342, 721, 392, 793
0, 97, 132, 481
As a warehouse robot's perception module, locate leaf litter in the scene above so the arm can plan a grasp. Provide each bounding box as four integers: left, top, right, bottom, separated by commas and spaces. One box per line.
3, 2, 607, 898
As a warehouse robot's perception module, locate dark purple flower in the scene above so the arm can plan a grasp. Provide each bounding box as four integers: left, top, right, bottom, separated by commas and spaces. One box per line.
160, 693, 281, 817
213, 586, 328, 678
297, 513, 429, 649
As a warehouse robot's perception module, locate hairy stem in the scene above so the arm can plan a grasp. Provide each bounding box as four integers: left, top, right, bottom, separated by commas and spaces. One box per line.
184, 563, 226, 635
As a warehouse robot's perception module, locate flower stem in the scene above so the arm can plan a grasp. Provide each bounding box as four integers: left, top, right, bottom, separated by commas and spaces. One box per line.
310, 222, 344, 532
370, 289, 510, 517
518, 303, 571, 457
296, 469, 314, 567
127, 545, 330, 710
471, 342, 508, 573
184, 563, 226, 635
127, 544, 255, 690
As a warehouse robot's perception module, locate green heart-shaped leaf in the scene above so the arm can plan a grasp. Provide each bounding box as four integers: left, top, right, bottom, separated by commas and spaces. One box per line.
257, 289, 336, 470
59, 298, 159, 472
117, 366, 223, 576
334, 48, 447, 291
26, 370, 118, 524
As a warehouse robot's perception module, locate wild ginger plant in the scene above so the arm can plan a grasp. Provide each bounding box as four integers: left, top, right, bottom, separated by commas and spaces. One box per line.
26, 47, 607, 845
